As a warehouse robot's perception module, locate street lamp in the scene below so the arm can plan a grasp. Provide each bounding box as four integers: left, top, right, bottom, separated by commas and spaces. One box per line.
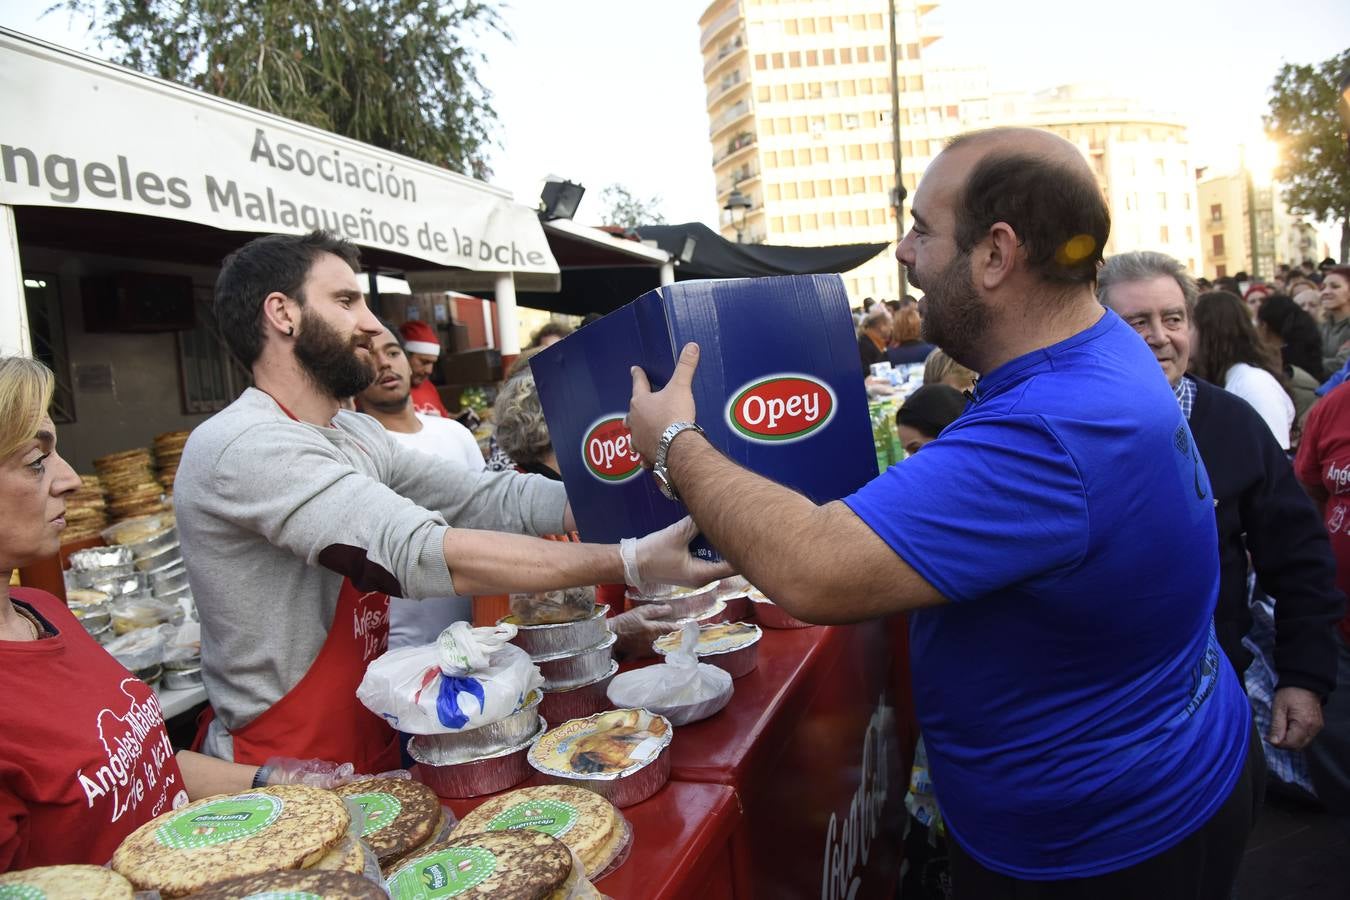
723, 189, 753, 243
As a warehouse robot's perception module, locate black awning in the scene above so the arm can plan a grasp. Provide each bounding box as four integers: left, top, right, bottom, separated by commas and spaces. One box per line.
506, 222, 889, 316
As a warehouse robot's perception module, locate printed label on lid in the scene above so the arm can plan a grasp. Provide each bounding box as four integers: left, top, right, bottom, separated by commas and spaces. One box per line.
154, 794, 283, 850
486, 799, 578, 838
387, 847, 497, 898
581, 415, 643, 483
0, 885, 46, 900
349, 791, 402, 837
726, 374, 836, 443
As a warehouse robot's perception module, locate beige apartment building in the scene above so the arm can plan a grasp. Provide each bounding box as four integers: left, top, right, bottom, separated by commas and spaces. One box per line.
699, 2, 1205, 301
698, 0, 955, 301
1197, 165, 1324, 280
982, 86, 1203, 271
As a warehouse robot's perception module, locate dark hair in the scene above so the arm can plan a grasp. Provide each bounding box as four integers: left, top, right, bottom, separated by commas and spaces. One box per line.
1256, 294, 1324, 381
1192, 291, 1289, 396
896, 384, 967, 439
891, 306, 922, 344
214, 230, 362, 366
376, 318, 403, 347
529, 321, 574, 348
1327, 265, 1350, 284
946, 143, 1110, 286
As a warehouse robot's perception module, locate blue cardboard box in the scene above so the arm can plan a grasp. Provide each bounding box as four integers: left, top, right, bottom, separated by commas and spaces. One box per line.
530, 274, 876, 558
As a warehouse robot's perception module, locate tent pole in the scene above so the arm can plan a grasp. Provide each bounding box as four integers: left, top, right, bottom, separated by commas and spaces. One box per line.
888, 0, 908, 299
495, 272, 520, 374
0, 205, 30, 356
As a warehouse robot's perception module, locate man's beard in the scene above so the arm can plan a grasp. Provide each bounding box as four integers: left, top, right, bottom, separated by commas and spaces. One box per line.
913, 250, 990, 364
294, 311, 376, 399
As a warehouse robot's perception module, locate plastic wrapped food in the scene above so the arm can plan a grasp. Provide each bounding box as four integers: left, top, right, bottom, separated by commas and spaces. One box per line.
104, 622, 175, 670
110, 595, 183, 635
509, 585, 596, 626
607, 622, 733, 725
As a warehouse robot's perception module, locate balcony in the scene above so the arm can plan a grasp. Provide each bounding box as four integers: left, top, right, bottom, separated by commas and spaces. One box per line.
714, 131, 757, 166
700, 2, 741, 49
709, 100, 753, 140
717, 165, 760, 197
706, 68, 749, 106
703, 32, 747, 78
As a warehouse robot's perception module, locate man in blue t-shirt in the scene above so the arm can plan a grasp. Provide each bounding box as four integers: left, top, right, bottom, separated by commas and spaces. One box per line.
626, 127, 1259, 898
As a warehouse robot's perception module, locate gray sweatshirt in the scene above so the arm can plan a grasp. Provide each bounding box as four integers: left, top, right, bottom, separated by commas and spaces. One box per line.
174, 388, 566, 756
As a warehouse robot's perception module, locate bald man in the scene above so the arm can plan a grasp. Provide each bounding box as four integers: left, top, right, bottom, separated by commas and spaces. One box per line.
625, 129, 1258, 898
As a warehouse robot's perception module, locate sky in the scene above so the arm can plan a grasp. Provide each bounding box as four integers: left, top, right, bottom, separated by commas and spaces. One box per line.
4, 0, 1348, 229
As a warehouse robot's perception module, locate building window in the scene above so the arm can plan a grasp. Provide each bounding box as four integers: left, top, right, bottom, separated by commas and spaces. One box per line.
838, 211, 852, 226
1157, 193, 1168, 211
1160, 225, 1170, 243
849, 176, 865, 192
786, 215, 801, 231
847, 144, 863, 161
806, 50, 819, 66
789, 51, 801, 67
823, 48, 836, 65
857, 47, 870, 64
822, 211, 835, 226
773, 85, 788, 101
771, 52, 784, 68
834, 178, 848, 194
868, 175, 884, 192
1154, 158, 1166, 176
841, 80, 856, 97
863, 143, 880, 161
869, 208, 886, 226
1210, 204, 1222, 223
802, 17, 816, 34
765, 183, 781, 201
179, 286, 251, 414
801, 181, 816, 199
844, 113, 860, 129
851, 14, 866, 29
1216, 264, 1227, 278
868, 13, 884, 28
754, 54, 767, 70
784, 18, 798, 35
1212, 234, 1225, 256
804, 213, 819, 229
840, 48, 853, 64
817, 178, 832, 195
22, 273, 75, 423
790, 82, 805, 100
1186, 226, 1193, 242
906, 43, 919, 59
813, 147, 830, 164
783, 182, 798, 199
1184, 194, 1192, 211
756, 86, 771, 102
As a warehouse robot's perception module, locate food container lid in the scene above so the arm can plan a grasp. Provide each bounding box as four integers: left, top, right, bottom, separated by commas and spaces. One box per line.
67, 545, 134, 571
100, 513, 174, 545
134, 542, 182, 571
498, 603, 609, 630
675, 597, 727, 625
528, 708, 672, 782
653, 621, 762, 658
626, 580, 719, 605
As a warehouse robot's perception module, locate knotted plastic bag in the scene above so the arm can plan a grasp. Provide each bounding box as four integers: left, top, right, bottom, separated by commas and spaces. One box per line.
357, 621, 544, 734
606, 621, 733, 725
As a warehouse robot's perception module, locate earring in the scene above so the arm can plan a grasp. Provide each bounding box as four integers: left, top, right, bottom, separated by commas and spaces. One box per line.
287, 326, 294, 336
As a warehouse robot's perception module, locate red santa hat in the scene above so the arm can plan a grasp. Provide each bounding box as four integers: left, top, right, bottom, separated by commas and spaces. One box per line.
399, 320, 441, 357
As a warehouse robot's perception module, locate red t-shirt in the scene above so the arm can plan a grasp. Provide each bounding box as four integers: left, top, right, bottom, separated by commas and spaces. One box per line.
409, 379, 450, 418
0, 588, 188, 871
1294, 385, 1350, 643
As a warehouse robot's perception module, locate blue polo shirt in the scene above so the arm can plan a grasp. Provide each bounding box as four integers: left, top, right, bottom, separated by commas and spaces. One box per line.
845, 309, 1251, 879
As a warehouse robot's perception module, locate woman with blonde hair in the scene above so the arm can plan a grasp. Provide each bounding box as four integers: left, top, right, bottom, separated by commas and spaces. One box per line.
886, 306, 935, 366
0, 357, 349, 872
922, 348, 977, 394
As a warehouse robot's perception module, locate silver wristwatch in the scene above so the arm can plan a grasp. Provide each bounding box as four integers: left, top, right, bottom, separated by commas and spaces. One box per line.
653, 421, 704, 502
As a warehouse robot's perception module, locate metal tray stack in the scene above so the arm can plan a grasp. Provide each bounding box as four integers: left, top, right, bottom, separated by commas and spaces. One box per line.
502, 604, 617, 723
100, 515, 195, 622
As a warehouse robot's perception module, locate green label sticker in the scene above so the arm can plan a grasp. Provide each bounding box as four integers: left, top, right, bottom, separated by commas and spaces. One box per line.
240, 893, 323, 900
387, 847, 497, 899
0, 885, 46, 900
349, 791, 403, 837
154, 794, 283, 850
486, 799, 578, 838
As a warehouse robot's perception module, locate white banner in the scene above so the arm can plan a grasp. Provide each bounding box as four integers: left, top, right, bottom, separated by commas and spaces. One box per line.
0, 30, 558, 275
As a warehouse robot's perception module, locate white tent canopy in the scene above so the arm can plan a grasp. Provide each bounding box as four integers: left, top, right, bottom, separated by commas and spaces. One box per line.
0, 28, 559, 355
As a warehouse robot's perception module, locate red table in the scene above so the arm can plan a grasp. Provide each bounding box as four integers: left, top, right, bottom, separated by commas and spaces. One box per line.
434, 778, 743, 899
667, 618, 917, 900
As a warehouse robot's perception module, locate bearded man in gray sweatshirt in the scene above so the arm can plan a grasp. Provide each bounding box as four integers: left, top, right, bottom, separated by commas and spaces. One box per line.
175, 230, 726, 771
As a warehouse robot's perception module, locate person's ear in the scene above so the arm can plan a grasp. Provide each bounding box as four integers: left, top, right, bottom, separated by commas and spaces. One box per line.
975, 223, 1019, 290
262, 292, 298, 338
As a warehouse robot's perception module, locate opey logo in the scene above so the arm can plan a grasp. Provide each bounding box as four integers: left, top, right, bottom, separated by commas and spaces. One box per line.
582, 415, 643, 483
726, 374, 836, 443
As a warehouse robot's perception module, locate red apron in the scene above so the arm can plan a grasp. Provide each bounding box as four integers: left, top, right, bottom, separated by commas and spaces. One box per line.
195, 578, 400, 772
191, 392, 401, 771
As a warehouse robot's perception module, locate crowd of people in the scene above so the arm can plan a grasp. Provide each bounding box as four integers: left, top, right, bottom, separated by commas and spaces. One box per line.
2, 123, 1348, 899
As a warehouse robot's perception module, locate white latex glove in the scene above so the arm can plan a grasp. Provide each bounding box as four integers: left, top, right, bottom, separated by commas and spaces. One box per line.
608, 604, 680, 660
259, 756, 411, 789
628, 516, 735, 590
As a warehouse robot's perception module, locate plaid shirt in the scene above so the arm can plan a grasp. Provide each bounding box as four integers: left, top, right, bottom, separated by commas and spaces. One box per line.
1174, 375, 1196, 420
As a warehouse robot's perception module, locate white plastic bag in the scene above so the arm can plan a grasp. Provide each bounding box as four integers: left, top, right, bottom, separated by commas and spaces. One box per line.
606, 622, 733, 725
357, 621, 544, 735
